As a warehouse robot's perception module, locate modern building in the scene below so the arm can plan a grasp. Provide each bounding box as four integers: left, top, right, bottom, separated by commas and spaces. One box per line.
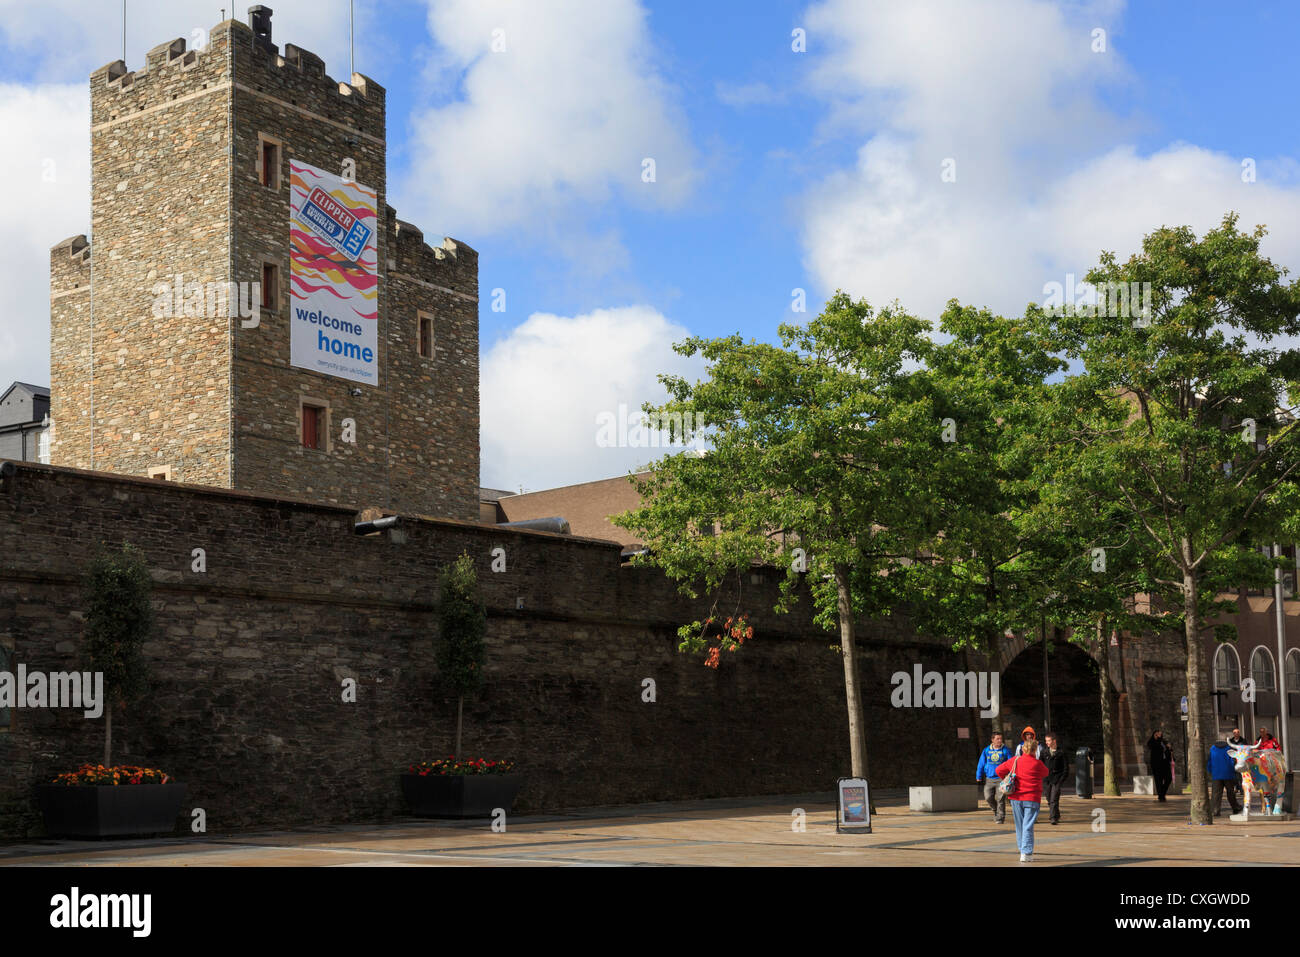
48, 8, 479, 520
1211, 547, 1300, 764
0, 382, 51, 464
487, 472, 649, 547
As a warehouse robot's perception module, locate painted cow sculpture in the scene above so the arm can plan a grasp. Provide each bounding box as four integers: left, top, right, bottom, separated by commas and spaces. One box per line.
1228, 747, 1287, 819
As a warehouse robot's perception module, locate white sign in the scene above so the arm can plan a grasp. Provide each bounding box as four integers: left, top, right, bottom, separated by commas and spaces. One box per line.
288, 160, 379, 384
837, 777, 871, 833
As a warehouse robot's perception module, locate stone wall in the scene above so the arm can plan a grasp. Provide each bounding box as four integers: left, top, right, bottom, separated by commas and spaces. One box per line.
1, 462, 981, 839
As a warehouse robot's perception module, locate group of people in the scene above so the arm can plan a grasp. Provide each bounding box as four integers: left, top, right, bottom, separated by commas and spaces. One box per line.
975, 727, 1070, 863
974, 724, 1287, 865
1206, 726, 1284, 816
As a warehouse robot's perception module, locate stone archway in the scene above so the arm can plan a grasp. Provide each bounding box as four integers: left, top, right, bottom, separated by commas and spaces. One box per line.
1001, 642, 1110, 756
968, 627, 1182, 782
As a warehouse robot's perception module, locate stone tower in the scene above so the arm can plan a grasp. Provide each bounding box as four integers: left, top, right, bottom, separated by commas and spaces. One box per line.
48, 8, 480, 520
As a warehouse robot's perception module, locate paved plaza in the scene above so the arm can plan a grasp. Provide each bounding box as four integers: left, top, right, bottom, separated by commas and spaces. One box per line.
2, 788, 1296, 867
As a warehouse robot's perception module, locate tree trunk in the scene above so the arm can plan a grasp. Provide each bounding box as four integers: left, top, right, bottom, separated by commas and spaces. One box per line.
1182, 562, 1212, 825
834, 563, 868, 781
455, 695, 463, 758
103, 707, 112, 767
1097, 617, 1120, 795
989, 629, 1005, 736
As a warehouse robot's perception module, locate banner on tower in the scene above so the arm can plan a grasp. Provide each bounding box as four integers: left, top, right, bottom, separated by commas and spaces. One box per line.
288, 160, 379, 385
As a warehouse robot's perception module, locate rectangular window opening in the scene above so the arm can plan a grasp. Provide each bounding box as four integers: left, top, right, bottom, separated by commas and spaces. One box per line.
260, 137, 280, 189
262, 262, 279, 311
418, 314, 434, 359
302, 403, 325, 450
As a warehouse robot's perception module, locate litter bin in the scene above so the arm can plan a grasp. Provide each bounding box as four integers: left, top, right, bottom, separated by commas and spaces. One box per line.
1284, 772, 1295, 815
1075, 746, 1094, 799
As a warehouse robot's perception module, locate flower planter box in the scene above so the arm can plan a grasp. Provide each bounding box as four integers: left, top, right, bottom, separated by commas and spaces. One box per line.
38, 783, 188, 838
401, 774, 522, 818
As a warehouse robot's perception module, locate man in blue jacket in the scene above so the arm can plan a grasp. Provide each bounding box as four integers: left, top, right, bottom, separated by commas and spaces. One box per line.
1206, 740, 1242, 817
976, 731, 1014, 823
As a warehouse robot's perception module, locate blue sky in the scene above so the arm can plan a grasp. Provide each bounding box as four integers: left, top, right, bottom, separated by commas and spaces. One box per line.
2, 0, 1299, 491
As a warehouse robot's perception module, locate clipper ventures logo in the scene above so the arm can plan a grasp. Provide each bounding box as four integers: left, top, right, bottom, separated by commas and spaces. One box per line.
0, 666, 103, 718
50, 887, 151, 937
298, 185, 373, 258
890, 665, 999, 718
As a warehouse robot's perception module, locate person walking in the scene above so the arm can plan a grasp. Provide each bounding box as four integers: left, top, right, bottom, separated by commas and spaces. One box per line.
1043, 733, 1069, 824
1015, 728, 1048, 761
976, 731, 1014, 824
996, 727, 1049, 862
1146, 730, 1173, 801
1207, 739, 1243, 817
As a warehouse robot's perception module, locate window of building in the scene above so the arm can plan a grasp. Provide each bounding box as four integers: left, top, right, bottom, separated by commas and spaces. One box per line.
37, 421, 50, 464
417, 313, 434, 359
147, 465, 173, 480
1213, 644, 1240, 693
1250, 647, 1276, 693
300, 400, 329, 451
258, 134, 282, 189
1286, 649, 1300, 693
261, 262, 279, 311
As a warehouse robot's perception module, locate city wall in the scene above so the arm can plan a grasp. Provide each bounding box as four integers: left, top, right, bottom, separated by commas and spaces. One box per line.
0, 461, 999, 838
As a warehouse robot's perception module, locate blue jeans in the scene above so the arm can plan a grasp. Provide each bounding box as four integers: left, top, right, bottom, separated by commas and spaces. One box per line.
1011, 799, 1040, 855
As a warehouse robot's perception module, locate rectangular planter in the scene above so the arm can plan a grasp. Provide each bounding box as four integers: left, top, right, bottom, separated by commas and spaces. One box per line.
38, 783, 188, 838
909, 785, 978, 812
401, 773, 522, 818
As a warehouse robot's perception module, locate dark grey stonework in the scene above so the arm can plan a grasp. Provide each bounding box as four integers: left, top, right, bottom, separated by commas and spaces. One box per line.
0, 462, 1192, 839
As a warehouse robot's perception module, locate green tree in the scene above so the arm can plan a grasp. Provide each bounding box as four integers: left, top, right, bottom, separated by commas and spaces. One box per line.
900, 301, 1062, 733
83, 542, 153, 766
1043, 213, 1300, 823
436, 552, 487, 758
616, 292, 941, 781
1007, 412, 1169, 795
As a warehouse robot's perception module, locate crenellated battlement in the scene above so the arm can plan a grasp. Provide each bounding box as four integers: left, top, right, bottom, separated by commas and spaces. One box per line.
90, 15, 384, 138
49, 234, 91, 293
90, 24, 232, 127
386, 208, 479, 299
237, 18, 386, 139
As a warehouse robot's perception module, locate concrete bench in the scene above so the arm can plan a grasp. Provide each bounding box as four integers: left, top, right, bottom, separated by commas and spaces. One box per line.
909, 785, 979, 812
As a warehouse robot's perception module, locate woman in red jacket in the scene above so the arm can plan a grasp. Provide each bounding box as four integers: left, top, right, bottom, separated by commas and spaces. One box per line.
996, 727, 1050, 863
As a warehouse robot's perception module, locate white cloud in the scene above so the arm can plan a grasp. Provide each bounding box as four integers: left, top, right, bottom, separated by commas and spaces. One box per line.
395, 0, 697, 252
797, 0, 1300, 322
480, 306, 704, 491
0, 83, 88, 391
0, 0, 361, 83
